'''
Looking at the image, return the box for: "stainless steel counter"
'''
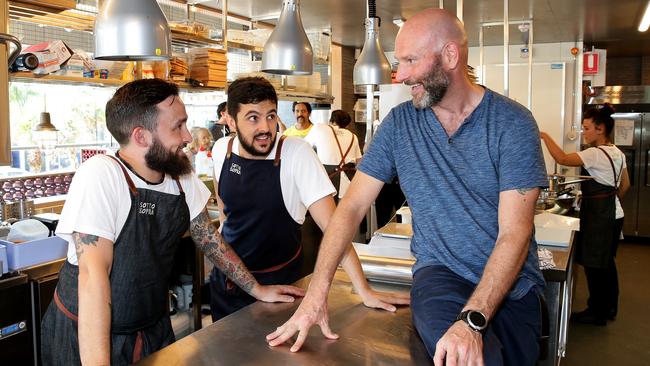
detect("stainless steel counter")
[138,271,430,365]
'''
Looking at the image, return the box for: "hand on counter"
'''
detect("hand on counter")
[357,287,411,312]
[251,284,306,303]
[266,292,338,352]
[433,321,484,366]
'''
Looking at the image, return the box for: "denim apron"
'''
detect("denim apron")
[41,155,190,365]
[576,146,622,269]
[210,136,303,320]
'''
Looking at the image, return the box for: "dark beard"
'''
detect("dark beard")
[145,135,192,177]
[411,56,449,109]
[236,128,275,157]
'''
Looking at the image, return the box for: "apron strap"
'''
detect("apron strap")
[106,155,138,196]
[174,178,184,194]
[53,288,78,322]
[596,146,621,188]
[327,126,355,178]
[132,331,145,364]
[226,136,235,159]
[224,244,302,290]
[273,135,287,166]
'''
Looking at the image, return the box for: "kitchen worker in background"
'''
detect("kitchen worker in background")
[267,8,548,366]
[282,101,313,137]
[305,110,362,200]
[541,103,630,326]
[40,79,305,365]
[210,77,408,320]
[209,101,232,142]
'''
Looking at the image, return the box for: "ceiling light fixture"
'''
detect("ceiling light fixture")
[261,0,313,75]
[639,1,650,32]
[94,0,171,61]
[353,0,391,86]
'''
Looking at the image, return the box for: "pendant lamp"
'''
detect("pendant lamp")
[94,0,171,61]
[353,0,391,85]
[34,112,58,151]
[262,0,313,75]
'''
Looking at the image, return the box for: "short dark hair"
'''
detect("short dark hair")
[329,110,352,129]
[217,101,227,117]
[583,103,616,138]
[226,77,278,119]
[106,78,179,145]
[292,101,312,114]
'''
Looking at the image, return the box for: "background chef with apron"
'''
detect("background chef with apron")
[211,77,409,321]
[41,79,305,365]
[304,110,362,202]
[541,103,630,326]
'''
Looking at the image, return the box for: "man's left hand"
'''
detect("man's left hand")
[358,288,410,312]
[433,321,484,366]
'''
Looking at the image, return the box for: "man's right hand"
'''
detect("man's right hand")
[251,284,306,303]
[266,292,338,352]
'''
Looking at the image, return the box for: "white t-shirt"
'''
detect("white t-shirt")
[577,145,627,219]
[212,135,335,224]
[304,124,362,166]
[57,154,211,265]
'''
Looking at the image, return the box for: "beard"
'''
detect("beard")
[145,135,192,177]
[408,56,450,109]
[236,128,276,157]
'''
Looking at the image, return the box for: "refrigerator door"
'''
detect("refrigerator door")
[638,114,650,237]
[612,113,642,237]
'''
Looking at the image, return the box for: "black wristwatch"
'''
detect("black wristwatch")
[456,310,488,333]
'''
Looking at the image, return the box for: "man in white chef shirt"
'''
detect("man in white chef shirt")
[209,76,408,320]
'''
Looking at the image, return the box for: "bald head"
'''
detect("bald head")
[398,8,467,58]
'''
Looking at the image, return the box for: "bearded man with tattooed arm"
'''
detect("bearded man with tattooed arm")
[40,79,303,366]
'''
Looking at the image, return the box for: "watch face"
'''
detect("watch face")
[468,311,487,329]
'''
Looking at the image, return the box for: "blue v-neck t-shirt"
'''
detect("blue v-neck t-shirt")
[359,88,548,299]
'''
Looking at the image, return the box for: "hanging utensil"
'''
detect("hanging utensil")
[0,33,22,68]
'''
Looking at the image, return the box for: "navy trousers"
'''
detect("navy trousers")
[411,265,542,366]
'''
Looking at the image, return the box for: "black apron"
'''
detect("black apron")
[322,126,357,198]
[41,155,190,365]
[576,146,623,269]
[210,136,303,320]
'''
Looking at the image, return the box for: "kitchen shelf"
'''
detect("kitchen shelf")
[9,72,225,92]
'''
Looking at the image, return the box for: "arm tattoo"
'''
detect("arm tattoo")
[516,187,535,195]
[72,232,99,260]
[189,209,257,294]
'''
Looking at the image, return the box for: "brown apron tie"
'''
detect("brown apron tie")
[225,244,302,290]
[132,331,144,364]
[53,289,78,322]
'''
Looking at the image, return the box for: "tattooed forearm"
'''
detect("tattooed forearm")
[516,187,536,195]
[190,209,257,294]
[72,232,99,260]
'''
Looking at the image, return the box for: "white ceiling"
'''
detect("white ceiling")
[197,0,650,56]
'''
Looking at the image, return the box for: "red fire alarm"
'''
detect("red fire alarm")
[583,52,599,74]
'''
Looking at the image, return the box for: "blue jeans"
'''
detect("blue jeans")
[411,265,541,366]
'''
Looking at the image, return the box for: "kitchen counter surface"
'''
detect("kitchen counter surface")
[138,271,429,365]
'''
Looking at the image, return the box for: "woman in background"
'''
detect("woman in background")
[541,103,630,326]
